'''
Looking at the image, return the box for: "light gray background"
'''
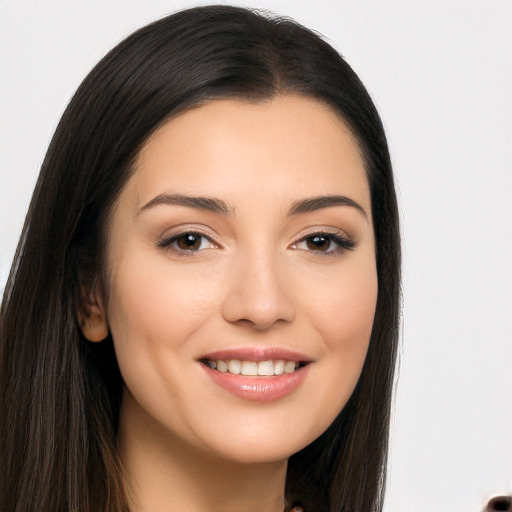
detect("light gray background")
[1,1,511,510]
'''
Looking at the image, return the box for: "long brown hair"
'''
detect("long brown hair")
[0,6,400,511]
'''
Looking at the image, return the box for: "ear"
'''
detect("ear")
[77,280,109,342]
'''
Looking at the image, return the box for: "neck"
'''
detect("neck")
[117,392,288,512]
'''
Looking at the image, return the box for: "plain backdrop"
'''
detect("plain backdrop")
[0,1,511,510]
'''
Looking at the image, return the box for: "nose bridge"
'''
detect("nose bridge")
[221,241,295,329]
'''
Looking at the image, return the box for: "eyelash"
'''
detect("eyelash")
[157,230,354,257]
[156,231,217,255]
[292,232,355,255]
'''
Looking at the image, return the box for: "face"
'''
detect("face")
[84,95,377,464]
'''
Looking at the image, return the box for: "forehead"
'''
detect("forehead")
[126,94,370,213]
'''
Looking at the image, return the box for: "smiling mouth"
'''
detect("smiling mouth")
[201,359,309,376]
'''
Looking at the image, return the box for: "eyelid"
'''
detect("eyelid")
[290,228,355,254]
[156,226,221,254]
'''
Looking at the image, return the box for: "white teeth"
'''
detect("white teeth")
[257,360,274,376]
[206,358,302,376]
[284,361,296,374]
[273,360,285,375]
[228,360,241,374]
[241,361,258,375]
[216,360,228,373]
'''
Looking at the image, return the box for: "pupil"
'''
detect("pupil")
[178,234,200,250]
[307,236,330,251]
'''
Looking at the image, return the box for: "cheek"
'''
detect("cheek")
[280,259,377,446]
[326,271,377,350]
[103,257,229,439]
[306,255,378,352]
[104,255,223,384]
[107,253,218,334]
[301,257,377,411]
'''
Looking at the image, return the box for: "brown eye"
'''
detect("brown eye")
[292,232,355,255]
[157,232,216,253]
[176,233,202,250]
[306,235,331,252]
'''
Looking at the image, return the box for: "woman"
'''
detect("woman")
[0,5,400,512]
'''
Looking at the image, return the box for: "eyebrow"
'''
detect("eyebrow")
[137,193,232,216]
[288,195,368,219]
[137,192,368,220]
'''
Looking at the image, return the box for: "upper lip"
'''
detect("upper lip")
[198,346,314,363]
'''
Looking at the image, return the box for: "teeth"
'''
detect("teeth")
[284,361,296,374]
[257,360,274,376]
[228,360,241,374]
[216,360,228,373]
[206,358,302,376]
[274,360,285,375]
[241,361,258,375]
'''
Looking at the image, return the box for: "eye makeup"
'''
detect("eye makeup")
[291,231,355,255]
[155,227,355,259]
[156,230,219,256]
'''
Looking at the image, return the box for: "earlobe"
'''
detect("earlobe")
[77,282,109,342]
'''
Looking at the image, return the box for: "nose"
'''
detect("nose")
[221,248,296,330]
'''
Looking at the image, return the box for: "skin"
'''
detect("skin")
[81,95,377,512]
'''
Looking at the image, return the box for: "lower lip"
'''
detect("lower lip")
[201,364,311,402]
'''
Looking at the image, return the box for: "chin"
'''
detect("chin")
[189,407,337,466]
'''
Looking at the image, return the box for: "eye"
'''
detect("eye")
[157,232,217,253]
[292,232,354,254]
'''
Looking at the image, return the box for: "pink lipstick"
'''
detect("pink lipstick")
[198,347,312,401]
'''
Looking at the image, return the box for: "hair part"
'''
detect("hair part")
[0,6,400,512]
